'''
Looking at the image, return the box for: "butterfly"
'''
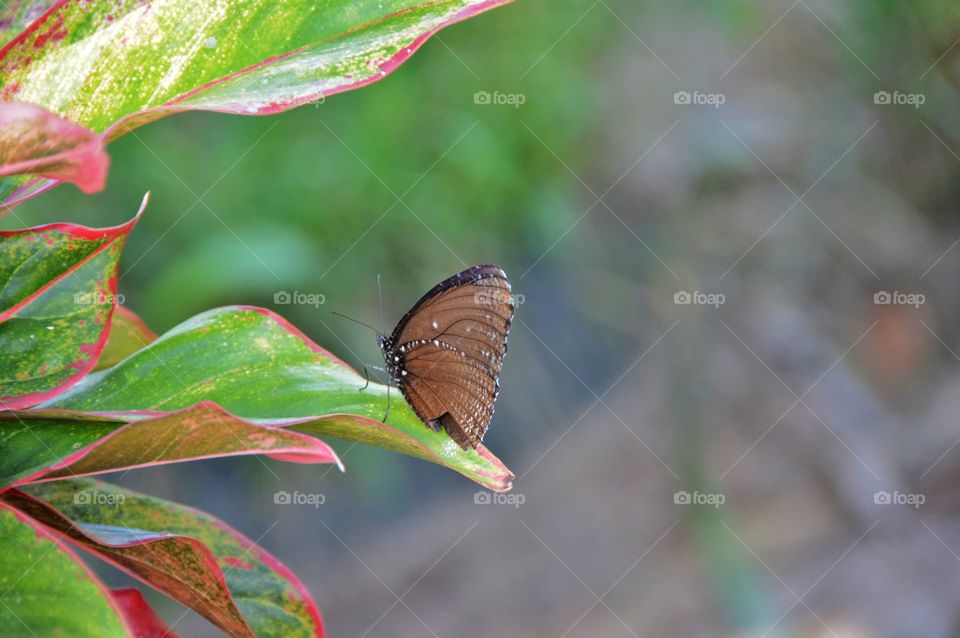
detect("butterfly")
[377,265,514,450]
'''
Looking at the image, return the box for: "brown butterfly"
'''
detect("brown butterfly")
[377,265,514,450]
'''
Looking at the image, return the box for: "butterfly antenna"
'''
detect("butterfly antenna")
[331,311,382,336]
[377,273,384,333]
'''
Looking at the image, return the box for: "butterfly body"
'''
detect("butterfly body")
[378,265,514,450]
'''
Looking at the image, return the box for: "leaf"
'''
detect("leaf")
[0,0,512,206]
[110,588,179,638]
[0,500,129,638]
[0,413,115,487]
[95,305,157,371]
[0,402,342,488]
[6,480,326,638]
[44,305,515,491]
[0,194,147,409]
[0,101,109,193]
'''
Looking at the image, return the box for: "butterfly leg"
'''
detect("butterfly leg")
[359,364,392,423]
[382,383,391,423]
[359,364,388,391]
[360,364,372,391]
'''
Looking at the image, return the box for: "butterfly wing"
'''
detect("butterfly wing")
[392,265,514,449]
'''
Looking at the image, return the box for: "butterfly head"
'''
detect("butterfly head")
[377,334,404,383]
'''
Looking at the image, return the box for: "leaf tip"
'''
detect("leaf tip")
[135,191,150,219]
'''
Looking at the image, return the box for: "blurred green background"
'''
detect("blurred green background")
[10,0,960,636]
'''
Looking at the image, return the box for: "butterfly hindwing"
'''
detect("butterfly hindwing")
[381,265,514,450]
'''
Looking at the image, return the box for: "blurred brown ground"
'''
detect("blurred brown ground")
[48,0,960,635]
[297,2,960,636]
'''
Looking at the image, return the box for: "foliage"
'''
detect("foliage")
[0,1,512,635]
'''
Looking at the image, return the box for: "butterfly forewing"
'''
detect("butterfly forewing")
[385,265,513,450]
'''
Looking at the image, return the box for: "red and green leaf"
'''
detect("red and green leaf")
[0,195,146,409]
[0,101,108,194]
[0,500,130,637]
[0,0,512,207]
[94,305,157,371]
[0,402,342,488]
[41,305,515,491]
[5,480,325,638]
[110,588,179,638]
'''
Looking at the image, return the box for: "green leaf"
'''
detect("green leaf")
[0,402,342,488]
[7,479,325,638]
[94,305,157,371]
[0,0,512,206]
[0,413,116,487]
[44,305,515,491]
[0,195,146,409]
[0,501,128,638]
[0,101,109,193]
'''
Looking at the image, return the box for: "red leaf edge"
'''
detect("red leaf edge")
[0,499,135,636]
[27,304,513,491]
[10,401,344,487]
[0,193,148,409]
[0,101,110,193]
[6,487,326,638]
[110,588,179,638]
[0,1,513,207]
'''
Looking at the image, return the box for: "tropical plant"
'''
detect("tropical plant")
[0,2,514,635]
